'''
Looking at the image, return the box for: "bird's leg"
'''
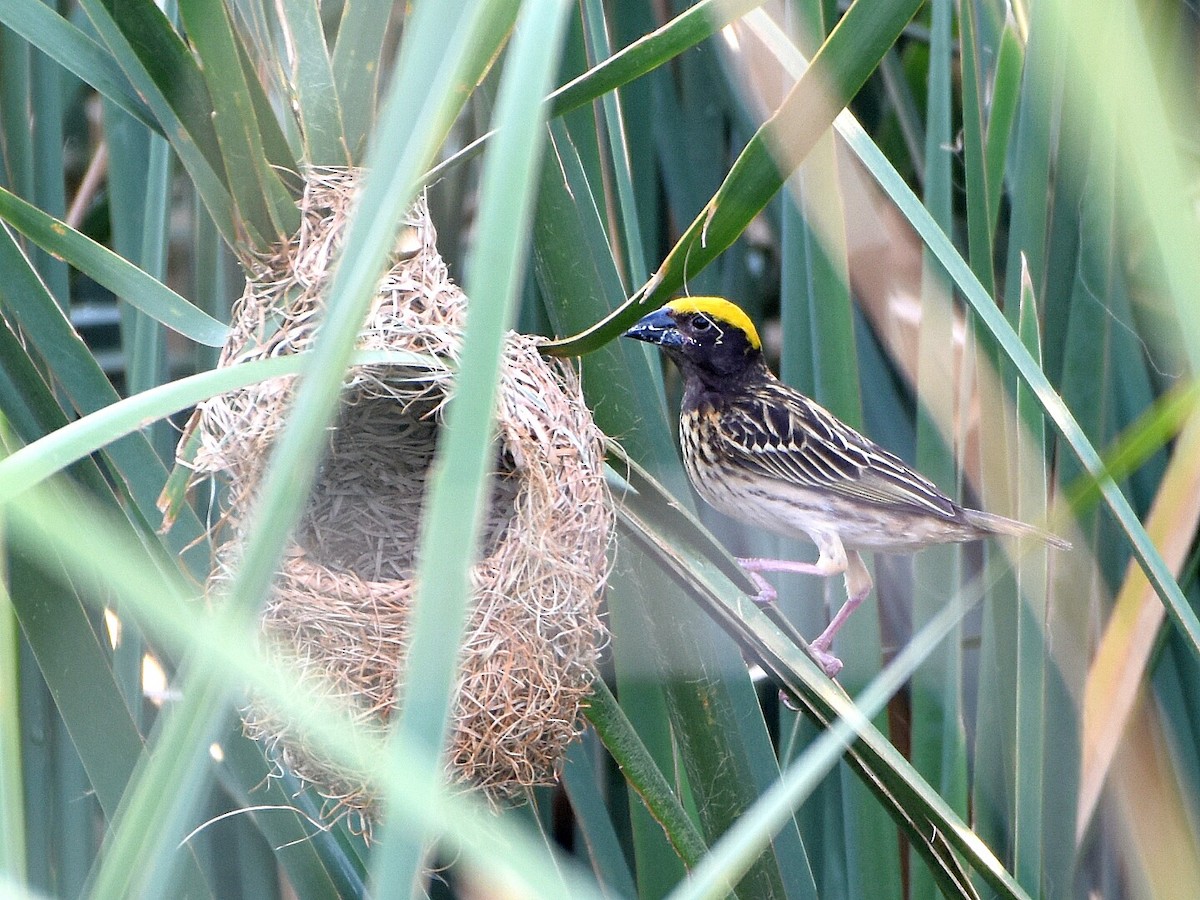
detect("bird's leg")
[737,537,870,677]
[806,550,872,677]
[735,554,847,605]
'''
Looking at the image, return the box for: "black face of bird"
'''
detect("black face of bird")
[626,305,759,383]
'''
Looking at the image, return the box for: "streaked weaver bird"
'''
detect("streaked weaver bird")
[626,297,1070,677]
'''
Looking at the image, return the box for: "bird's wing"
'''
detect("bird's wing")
[717,381,960,519]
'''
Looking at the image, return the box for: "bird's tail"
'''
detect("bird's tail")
[963,508,1072,551]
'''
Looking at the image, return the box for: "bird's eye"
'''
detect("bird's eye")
[690,315,713,332]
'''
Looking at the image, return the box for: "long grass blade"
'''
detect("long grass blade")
[1077,406,1200,835]
[585,678,709,868]
[0,487,152,842]
[368,0,571,890]
[83,0,522,890]
[542,0,925,355]
[1012,259,1049,891]
[216,729,361,898]
[580,0,646,287]
[534,117,806,898]
[553,0,764,116]
[983,18,1023,240]
[722,31,1200,663]
[531,121,689,887]
[0,0,155,130]
[910,1,969,895]
[1053,0,1200,376]
[277,0,348,165]
[75,0,240,244]
[330,0,394,161]
[957,0,995,297]
[0,497,27,882]
[0,230,208,558]
[0,27,35,202]
[0,184,226,347]
[559,736,638,897]
[178,0,300,242]
[0,350,432,502]
[5,479,610,900]
[612,449,1025,898]
[665,597,995,900]
[426,0,767,184]
[28,49,69,308]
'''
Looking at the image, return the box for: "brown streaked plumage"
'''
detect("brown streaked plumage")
[626,297,1069,676]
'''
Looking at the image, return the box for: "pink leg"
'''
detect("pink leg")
[807,551,872,677]
[736,536,872,678]
[736,557,832,605]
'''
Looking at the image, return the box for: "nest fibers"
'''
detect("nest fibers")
[180,169,612,826]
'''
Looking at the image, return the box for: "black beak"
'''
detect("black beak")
[624,307,683,349]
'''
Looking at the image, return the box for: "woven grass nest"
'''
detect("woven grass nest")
[181,168,612,827]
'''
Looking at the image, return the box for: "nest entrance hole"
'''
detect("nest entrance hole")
[297,390,521,582]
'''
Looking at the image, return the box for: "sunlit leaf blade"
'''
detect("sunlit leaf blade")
[83,0,526,890]
[1012,260,1051,891]
[276,0,348,165]
[909,1,969,894]
[178,0,300,242]
[5,0,1200,892]
[369,0,570,889]
[0,185,228,347]
[1055,0,1200,376]
[6,478,610,900]
[1077,406,1200,835]
[0,350,436,502]
[778,31,1199,667]
[0,525,24,880]
[78,0,242,245]
[0,0,156,131]
[542,0,925,355]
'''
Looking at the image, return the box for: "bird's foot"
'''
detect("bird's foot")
[736,562,778,605]
[736,556,845,675]
[736,557,821,604]
[807,640,844,678]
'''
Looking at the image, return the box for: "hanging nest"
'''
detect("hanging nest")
[178,168,612,827]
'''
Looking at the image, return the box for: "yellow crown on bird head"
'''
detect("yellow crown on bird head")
[664,297,762,351]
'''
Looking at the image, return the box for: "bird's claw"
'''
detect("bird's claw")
[736,558,779,605]
[751,588,776,606]
[735,557,842,675]
[808,642,843,677]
